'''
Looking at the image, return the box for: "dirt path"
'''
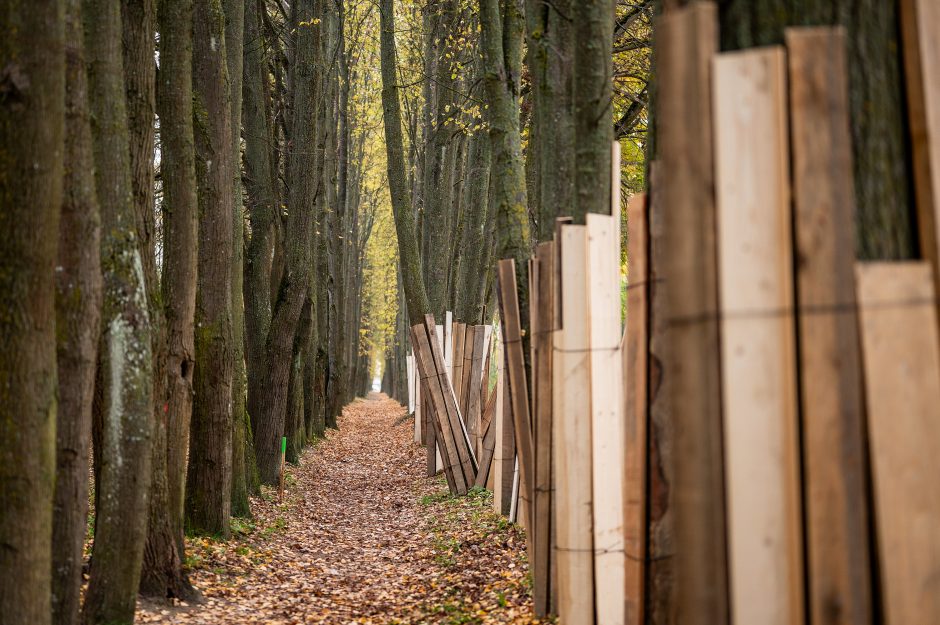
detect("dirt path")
[138,394,541,624]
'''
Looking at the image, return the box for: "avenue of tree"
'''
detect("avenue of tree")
[0,1,921,624]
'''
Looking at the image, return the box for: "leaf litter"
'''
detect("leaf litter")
[137,393,548,624]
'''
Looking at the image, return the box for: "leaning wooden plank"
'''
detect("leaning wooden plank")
[474,408,497,488]
[407,353,415,414]
[587,213,627,625]
[624,193,648,625]
[553,224,594,625]
[497,260,535,526]
[426,316,478,483]
[531,242,555,618]
[412,324,461,494]
[462,325,476,416]
[656,4,727,623]
[786,27,873,625]
[856,261,940,625]
[900,0,940,317]
[414,356,423,444]
[452,322,465,411]
[466,326,486,458]
[714,46,803,625]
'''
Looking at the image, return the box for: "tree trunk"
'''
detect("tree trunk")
[141,0,199,600]
[253,0,321,484]
[187,0,235,538]
[243,0,277,438]
[0,3,65,624]
[379,0,431,326]
[82,0,155,620]
[455,131,492,323]
[224,0,252,519]
[51,2,102,623]
[479,0,531,324]
[573,0,614,220]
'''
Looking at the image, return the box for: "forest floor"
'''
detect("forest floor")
[136,393,544,624]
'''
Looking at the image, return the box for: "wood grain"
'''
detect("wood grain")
[713,45,803,625]
[655,5,728,622]
[786,27,873,625]
[856,262,940,625]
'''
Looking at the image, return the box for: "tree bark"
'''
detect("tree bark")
[379,0,431,326]
[573,0,614,220]
[479,0,531,324]
[141,0,200,600]
[224,0,252,520]
[253,0,321,484]
[82,0,155,620]
[51,2,102,622]
[0,3,65,624]
[242,0,277,443]
[455,131,492,323]
[187,0,235,538]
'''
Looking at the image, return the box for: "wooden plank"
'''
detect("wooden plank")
[624,193,648,625]
[496,260,535,525]
[407,354,415,413]
[474,409,496,488]
[530,242,555,618]
[466,326,486,458]
[645,162,674,623]
[713,46,803,625]
[426,317,477,484]
[492,345,514,515]
[411,324,461,494]
[587,213,627,625]
[856,261,940,625]
[452,322,466,412]
[462,325,475,416]
[900,0,940,317]
[552,224,594,625]
[786,27,873,625]
[414,356,423,444]
[656,4,727,623]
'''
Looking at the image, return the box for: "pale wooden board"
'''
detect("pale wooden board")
[856,262,940,625]
[901,0,940,311]
[531,242,555,617]
[655,5,727,622]
[645,162,674,622]
[786,27,873,625]
[411,324,461,494]
[414,356,423,444]
[713,46,803,625]
[552,224,594,625]
[407,354,415,413]
[493,345,514,515]
[624,193,648,625]
[587,213,627,625]
[467,326,486,458]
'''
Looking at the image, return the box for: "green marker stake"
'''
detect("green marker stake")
[281,436,287,455]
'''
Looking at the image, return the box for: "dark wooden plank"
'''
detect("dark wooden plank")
[497,260,535,525]
[531,242,555,617]
[474,409,496,488]
[656,4,728,623]
[624,193,648,625]
[493,349,514,514]
[411,324,461,494]
[786,27,873,625]
[466,326,486,458]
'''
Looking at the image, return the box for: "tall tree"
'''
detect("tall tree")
[187,0,235,537]
[379,0,431,326]
[573,0,614,220]
[224,0,251,519]
[141,0,199,600]
[479,0,531,316]
[82,0,156,620]
[242,0,278,449]
[0,2,65,624]
[253,0,322,483]
[52,1,103,622]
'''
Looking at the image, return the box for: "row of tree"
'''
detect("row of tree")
[1,1,379,623]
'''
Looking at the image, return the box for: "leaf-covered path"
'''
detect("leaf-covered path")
[138,394,542,624]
